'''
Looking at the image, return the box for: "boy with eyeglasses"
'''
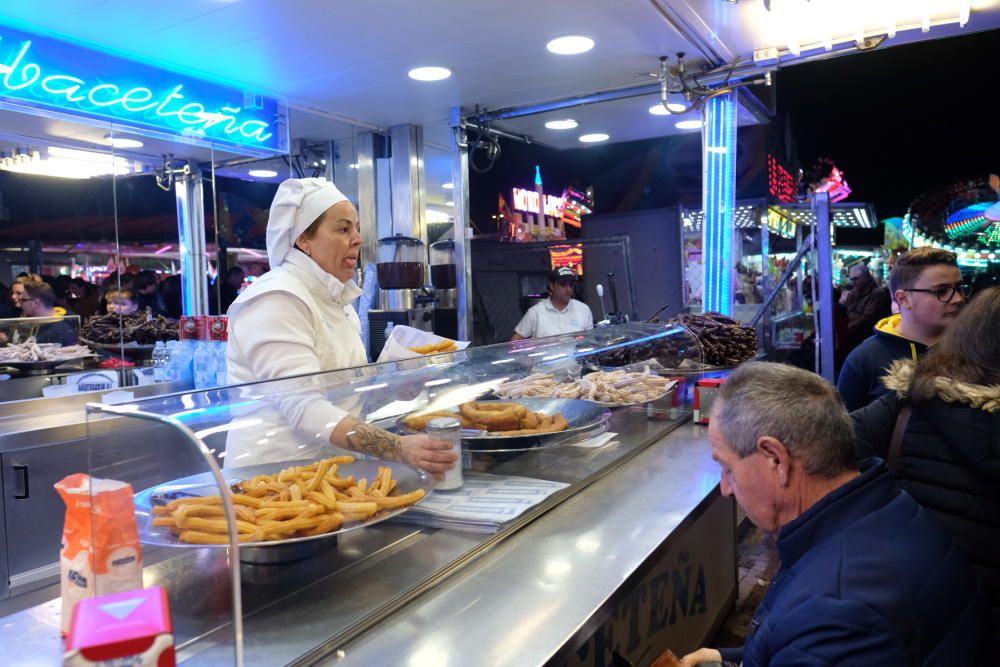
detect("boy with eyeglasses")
[838,247,970,411]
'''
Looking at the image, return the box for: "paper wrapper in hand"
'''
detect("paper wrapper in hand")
[376,324,470,363]
[55,474,144,635]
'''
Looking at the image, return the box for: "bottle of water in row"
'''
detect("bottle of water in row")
[152,341,167,382]
[193,341,215,390]
[193,340,229,390]
[214,342,228,387]
[162,341,179,383]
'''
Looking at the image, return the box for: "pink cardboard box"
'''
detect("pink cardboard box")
[64,586,175,667]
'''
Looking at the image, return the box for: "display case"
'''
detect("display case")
[0,323,735,666]
[771,310,814,351]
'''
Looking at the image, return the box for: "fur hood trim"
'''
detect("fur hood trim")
[882,359,1000,413]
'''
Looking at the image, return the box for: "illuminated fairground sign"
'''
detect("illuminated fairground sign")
[766,206,797,239]
[0,23,287,155]
[512,187,564,217]
[549,244,583,275]
[767,154,798,204]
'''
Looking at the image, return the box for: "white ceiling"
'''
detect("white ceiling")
[1,0,998,154]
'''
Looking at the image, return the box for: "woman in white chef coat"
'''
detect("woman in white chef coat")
[225,178,456,477]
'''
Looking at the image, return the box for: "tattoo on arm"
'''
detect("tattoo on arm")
[345,422,403,461]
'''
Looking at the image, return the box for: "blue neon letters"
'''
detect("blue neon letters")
[0,25,285,154]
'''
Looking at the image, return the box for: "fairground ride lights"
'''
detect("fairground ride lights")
[0,37,273,144]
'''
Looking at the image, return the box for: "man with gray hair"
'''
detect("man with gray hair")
[839,261,890,352]
[658,362,989,667]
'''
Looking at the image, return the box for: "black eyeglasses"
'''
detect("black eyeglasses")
[904,283,972,303]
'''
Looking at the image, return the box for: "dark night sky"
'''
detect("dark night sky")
[469,28,999,241]
[776,28,998,220]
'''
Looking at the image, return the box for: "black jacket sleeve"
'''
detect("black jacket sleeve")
[837,351,872,412]
[851,393,901,461]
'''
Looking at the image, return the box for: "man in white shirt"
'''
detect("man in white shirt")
[512,267,594,340]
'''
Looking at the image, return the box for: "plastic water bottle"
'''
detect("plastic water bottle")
[162,341,177,383]
[179,340,196,385]
[213,341,228,387]
[152,341,166,382]
[193,341,215,390]
[384,321,394,345]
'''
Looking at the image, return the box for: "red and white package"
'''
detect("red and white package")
[208,315,228,342]
[54,474,144,636]
[64,586,175,667]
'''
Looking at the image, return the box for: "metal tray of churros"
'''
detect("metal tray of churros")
[397,398,611,452]
[134,458,434,564]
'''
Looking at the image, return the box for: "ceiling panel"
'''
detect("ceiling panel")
[498,93,764,151]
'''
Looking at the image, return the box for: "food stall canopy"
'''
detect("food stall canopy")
[4,1,994,152]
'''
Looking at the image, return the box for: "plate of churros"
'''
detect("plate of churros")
[136,456,433,563]
[398,398,611,451]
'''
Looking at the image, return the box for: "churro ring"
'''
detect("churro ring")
[459,401,524,431]
[491,414,569,436]
[402,410,473,431]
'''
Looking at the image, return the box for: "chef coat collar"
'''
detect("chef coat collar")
[282,249,363,307]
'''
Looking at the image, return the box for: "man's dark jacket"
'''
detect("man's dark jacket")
[720,461,991,666]
[838,314,927,411]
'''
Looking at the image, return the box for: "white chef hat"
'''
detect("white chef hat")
[266,178,349,266]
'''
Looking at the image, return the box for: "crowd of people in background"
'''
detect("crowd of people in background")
[0,266,245,331]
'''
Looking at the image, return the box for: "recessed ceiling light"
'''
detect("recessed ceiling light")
[248,169,278,178]
[349,163,359,169]
[648,103,686,115]
[442,182,454,189]
[445,201,455,207]
[579,133,609,143]
[545,119,579,130]
[546,35,595,55]
[408,66,452,81]
[675,119,703,130]
[103,134,144,149]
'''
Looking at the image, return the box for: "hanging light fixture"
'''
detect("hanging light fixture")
[756,0,978,61]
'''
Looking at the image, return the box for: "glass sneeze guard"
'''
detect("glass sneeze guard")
[72,322,703,665]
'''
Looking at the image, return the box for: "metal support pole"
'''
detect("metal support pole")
[389,124,427,243]
[759,222,770,348]
[750,232,813,327]
[323,140,337,184]
[27,240,43,275]
[795,222,805,309]
[450,107,473,341]
[813,193,835,383]
[356,132,379,276]
[175,163,208,316]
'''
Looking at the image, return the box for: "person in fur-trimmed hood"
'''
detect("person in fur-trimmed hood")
[852,286,1000,633]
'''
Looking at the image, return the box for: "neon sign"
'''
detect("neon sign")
[549,244,583,275]
[766,206,797,239]
[512,187,564,217]
[767,154,798,204]
[0,24,286,155]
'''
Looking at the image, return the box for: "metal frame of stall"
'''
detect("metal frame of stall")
[680,197,878,382]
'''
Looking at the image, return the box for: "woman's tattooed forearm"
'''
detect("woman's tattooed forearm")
[346,423,403,460]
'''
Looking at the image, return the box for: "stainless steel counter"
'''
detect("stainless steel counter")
[0,414,732,666]
[329,423,730,667]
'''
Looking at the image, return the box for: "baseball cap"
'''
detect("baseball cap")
[548,266,579,283]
